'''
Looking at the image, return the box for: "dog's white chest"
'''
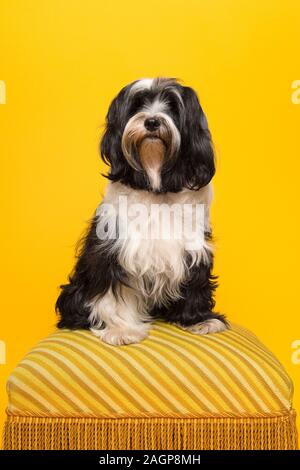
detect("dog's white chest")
[99,182,213,304]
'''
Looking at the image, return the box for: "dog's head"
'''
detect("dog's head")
[100,77,215,192]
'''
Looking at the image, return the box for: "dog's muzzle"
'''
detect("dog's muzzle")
[121,111,181,172]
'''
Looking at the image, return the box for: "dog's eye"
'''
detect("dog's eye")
[129,95,145,114]
[133,96,144,107]
[160,91,180,115]
[167,98,180,115]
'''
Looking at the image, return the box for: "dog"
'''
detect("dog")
[56,77,228,345]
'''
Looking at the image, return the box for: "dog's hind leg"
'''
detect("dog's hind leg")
[152,259,228,336]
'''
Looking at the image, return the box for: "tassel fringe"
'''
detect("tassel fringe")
[2,411,298,450]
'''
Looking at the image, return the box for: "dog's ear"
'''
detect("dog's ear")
[100,89,128,180]
[180,86,215,189]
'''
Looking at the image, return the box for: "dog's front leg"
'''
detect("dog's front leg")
[89,286,151,345]
[177,260,228,335]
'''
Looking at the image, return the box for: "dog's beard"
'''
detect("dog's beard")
[121,112,181,190]
[138,137,166,190]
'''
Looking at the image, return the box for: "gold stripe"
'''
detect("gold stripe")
[183,327,283,411]
[204,333,290,410]
[35,341,140,414]
[73,331,189,414]
[229,329,291,387]
[149,332,246,413]
[225,330,292,391]
[49,333,177,414]
[132,341,219,413]
[153,327,254,413]
[16,362,91,415]
[7,390,49,416]
[21,352,112,416]
[154,325,272,413]
[71,332,170,413]
[8,376,60,414]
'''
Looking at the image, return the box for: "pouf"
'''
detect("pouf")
[2,322,298,450]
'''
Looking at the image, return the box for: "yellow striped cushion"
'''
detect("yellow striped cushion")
[7,322,294,418]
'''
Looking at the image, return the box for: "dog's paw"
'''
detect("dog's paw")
[181,318,228,336]
[90,326,149,345]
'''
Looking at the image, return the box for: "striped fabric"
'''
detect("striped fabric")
[6,322,294,419]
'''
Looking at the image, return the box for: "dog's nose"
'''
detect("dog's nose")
[144,117,161,132]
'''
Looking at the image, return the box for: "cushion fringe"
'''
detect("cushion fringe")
[2,411,298,450]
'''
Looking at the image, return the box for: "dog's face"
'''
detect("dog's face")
[101,77,215,193]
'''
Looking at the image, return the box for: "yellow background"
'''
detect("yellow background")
[0,0,299,446]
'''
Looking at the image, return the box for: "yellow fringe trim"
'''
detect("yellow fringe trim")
[2,411,298,450]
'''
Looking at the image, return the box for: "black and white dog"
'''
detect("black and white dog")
[56,77,228,345]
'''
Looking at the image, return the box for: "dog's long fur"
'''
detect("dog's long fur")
[56,77,227,345]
